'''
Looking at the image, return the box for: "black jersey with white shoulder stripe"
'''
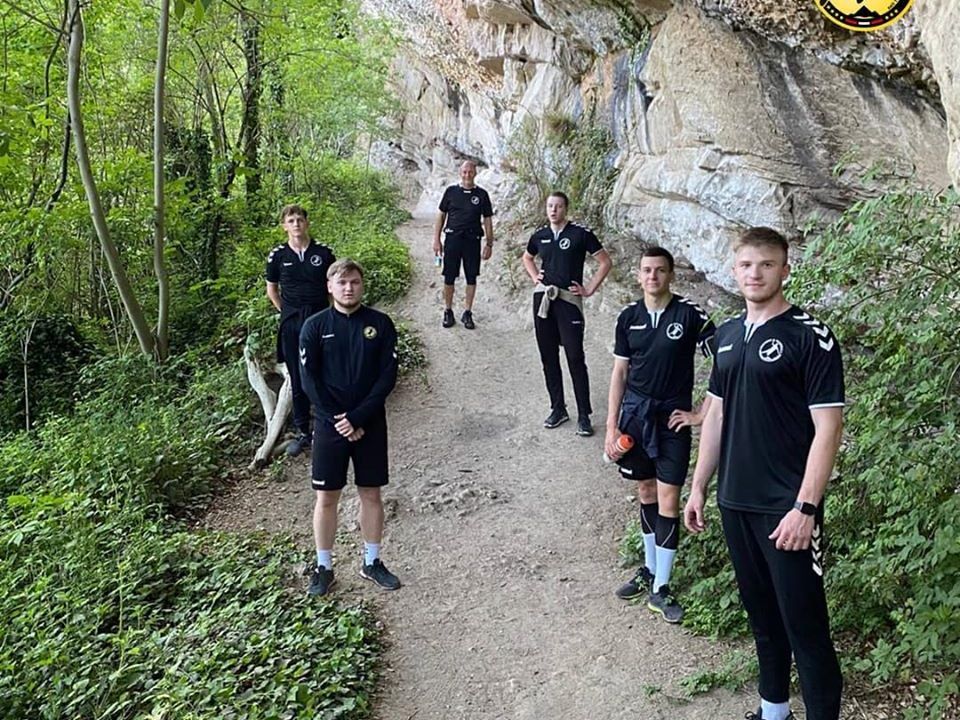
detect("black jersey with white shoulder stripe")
[265,240,336,322]
[613,294,716,407]
[707,305,844,514]
[526,222,603,288]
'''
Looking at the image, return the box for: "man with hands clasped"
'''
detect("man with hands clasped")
[684,227,845,720]
[522,191,612,436]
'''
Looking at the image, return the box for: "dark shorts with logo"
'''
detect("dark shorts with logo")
[311,415,389,491]
[442,230,482,285]
[616,412,692,486]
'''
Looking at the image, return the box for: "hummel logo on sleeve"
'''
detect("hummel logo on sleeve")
[718,344,734,353]
[299,347,307,365]
[322,333,335,339]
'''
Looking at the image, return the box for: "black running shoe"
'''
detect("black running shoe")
[744,711,795,720]
[286,432,311,457]
[460,310,476,330]
[543,407,570,429]
[576,415,593,436]
[442,309,455,328]
[647,584,684,624]
[615,566,654,599]
[359,559,401,591]
[308,565,335,596]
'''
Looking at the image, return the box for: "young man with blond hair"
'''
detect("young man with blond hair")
[685,227,844,720]
[299,259,401,596]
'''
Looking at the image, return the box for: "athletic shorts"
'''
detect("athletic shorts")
[311,415,389,491]
[442,230,482,285]
[616,413,692,486]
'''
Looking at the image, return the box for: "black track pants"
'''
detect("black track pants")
[720,507,842,720]
[280,317,311,435]
[533,293,592,416]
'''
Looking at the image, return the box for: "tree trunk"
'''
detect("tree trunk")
[153,0,171,360]
[241,10,262,214]
[67,0,155,357]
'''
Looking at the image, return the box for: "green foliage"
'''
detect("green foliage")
[395,322,427,379]
[679,650,757,696]
[0,357,379,720]
[504,100,618,232]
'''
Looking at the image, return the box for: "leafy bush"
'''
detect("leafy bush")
[0,357,379,720]
[669,189,960,714]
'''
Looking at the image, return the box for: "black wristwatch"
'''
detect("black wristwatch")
[793,500,817,516]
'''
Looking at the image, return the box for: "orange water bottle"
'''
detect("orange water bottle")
[603,433,634,464]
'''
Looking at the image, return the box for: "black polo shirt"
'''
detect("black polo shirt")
[526,222,603,288]
[613,294,716,407]
[298,305,398,429]
[439,184,494,236]
[265,241,336,322]
[707,306,845,514]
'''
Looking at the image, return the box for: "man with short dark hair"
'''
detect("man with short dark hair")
[266,204,336,457]
[433,160,495,330]
[299,259,401,597]
[607,246,715,623]
[685,227,844,720]
[522,192,612,436]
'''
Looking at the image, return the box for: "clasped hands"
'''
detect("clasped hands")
[333,413,364,442]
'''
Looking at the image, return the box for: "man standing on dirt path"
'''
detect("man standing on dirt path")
[606,247,716,624]
[299,259,401,597]
[433,160,495,330]
[266,204,336,458]
[522,191,612,437]
[684,227,844,720]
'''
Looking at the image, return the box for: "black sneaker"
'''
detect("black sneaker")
[286,432,311,457]
[359,559,401,591]
[460,310,476,330]
[543,407,570,429]
[442,309,455,328]
[615,566,654,599]
[744,711,795,720]
[647,584,684,624]
[576,415,593,436]
[308,565,335,596]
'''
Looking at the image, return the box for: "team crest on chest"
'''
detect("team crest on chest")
[363,326,378,339]
[666,322,684,340]
[759,338,784,363]
[471,195,480,205]
[559,237,571,250]
[310,255,322,267]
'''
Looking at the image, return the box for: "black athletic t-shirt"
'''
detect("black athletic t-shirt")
[526,222,603,288]
[707,306,844,514]
[265,241,337,322]
[299,305,398,428]
[613,295,717,407]
[439,184,494,236]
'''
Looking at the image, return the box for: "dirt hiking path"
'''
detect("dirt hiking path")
[206,213,769,719]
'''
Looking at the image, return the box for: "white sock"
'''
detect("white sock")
[317,549,333,570]
[760,698,790,720]
[653,546,677,593]
[643,533,657,574]
[364,542,380,566]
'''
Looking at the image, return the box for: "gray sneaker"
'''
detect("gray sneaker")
[359,559,401,591]
[286,432,311,457]
[615,566,654,599]
[647,584,684,624]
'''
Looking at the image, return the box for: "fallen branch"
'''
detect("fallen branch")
[244,341,292,469]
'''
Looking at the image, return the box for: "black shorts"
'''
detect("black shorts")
[442,230,482,285]
[311,415,389,491]
[616,413,692,486]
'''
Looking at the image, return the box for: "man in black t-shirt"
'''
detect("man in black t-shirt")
[685,228,844,720]
[606,247,716,623]
[432,160,495,330]
[266,204,336,457]
[521,191,612,436]
[299,259,401,597]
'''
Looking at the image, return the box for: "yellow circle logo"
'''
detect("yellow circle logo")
[363,326,377,339]
[814,0,915,32]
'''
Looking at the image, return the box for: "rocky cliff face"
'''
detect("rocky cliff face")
[366,0,953,290]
